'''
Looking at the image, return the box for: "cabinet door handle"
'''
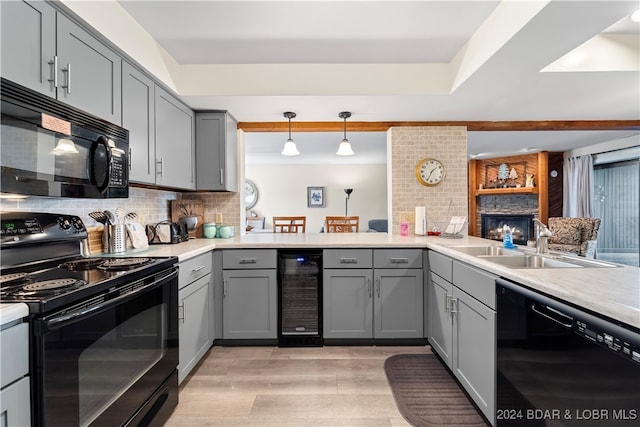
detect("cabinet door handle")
[239,258,257,264]
[156,158,164,177]
[61,63,71,94]
[191,265,206,273]
[223,279,228,298]
[376,278,381,298]
[220,169,224,185]
[178,304,185,321]
[444,293,450,314]
[129,148,132,171]
[48,56,58,87]
[339,258,358,264]
[367,277,372,298]
[450,297,458,315]
[390,258,408,264]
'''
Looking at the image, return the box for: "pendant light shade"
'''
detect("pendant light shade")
[281,112,300,156]
[336,111,354,156]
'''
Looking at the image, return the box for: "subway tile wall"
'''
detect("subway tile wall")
[389,127,468,235]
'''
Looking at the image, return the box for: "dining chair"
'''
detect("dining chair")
[325,216,359,233]
[273,216,306,233]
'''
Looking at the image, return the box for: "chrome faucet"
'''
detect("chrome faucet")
[532,219,552,254]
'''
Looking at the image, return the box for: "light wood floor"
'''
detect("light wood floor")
[166,345,433,426]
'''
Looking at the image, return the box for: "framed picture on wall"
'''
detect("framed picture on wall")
[307,186,325,208]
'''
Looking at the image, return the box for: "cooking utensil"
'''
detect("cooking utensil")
[104,210,116,225]
[115,207,126,224]
[125,212,138,224]
[89,211,107,224]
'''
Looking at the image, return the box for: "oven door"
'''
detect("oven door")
[32,268,178,427]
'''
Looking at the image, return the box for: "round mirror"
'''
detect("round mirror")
[245,179,259,210]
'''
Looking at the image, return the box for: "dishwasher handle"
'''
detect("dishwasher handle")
[530,302,573,328]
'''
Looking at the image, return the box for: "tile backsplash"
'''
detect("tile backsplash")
[0,187,180,227]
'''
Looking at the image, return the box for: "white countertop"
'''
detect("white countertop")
[105,233,640,330]
[0,303,29,326]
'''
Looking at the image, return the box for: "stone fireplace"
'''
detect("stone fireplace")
[481,214,534,245]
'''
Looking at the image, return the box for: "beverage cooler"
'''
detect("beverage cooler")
[277,250,323,346]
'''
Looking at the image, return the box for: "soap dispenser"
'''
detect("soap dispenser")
[503,225,515,249]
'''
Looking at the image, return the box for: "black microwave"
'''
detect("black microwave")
[1,79,129,198]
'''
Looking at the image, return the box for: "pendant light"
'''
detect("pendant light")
[281,112,300,156]
[336,111,354,156]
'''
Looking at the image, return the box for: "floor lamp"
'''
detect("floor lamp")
[344,189,353,216]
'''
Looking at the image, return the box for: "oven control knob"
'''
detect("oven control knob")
[58,216,71,230]
[72,217,85,231]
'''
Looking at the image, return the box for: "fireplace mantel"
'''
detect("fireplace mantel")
[468,151,563,237]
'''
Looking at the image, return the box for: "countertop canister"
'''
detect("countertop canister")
[203,223,216,238]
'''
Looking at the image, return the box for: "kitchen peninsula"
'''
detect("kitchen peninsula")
[142,233,640,330]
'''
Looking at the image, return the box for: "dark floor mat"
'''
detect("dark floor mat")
[384,353,490,427]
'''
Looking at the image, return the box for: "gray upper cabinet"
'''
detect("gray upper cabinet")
[195,112,238,192]
[122,62,155,184]
[155,86,195,190]
[56,13,122,123]
[1,1,122,124]
[1,0,56,96]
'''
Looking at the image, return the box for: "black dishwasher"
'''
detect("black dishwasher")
[278,250,323,346]
[496,278,640,426]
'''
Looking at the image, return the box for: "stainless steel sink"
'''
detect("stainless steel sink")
[446,245,524,256]
[480,254,582,268]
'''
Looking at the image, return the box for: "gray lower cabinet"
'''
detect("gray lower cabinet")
[195,112,238,192]
[1,1,122,123]
[1,321,30,427]
[155,86,195,190]
[323,269,374,339]
[222,250,277,339]
[323,249,423,339]
[178,252,213,384]
[122,62,155,184]
[428,250,496,425]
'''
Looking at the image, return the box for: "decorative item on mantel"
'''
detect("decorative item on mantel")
[485,162,527,189]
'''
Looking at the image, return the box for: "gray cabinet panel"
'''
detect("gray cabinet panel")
[56,13,122,123]
[195,112,238,191]
[428,250,453,282]
[0,323,28,389]
[428,272,453,367]
[373,249,422,269]
[222,249,277,269]
[1,0,56,96]
[453,261,497,309]
[323,269,373,339]
[223,269,277,339]
[0,377,31,427]
[453,287,496,424]
[122,62,155,184]
[155,86,195,189]
[374,269,423,338]
[323,249,372,269]
[178,274,211,384]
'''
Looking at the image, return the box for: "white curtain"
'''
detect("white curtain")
[563,154,594,217]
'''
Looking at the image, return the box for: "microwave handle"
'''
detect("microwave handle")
[90,136,112,194]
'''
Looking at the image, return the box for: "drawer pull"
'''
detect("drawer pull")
[390,258,409,264]
[191,265,206,272]
[339,258,358,264]
[239,258,257,264]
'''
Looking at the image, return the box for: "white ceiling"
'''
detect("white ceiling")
[110,0,640,162]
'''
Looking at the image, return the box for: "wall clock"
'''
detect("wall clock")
[245,180,259,209]
[416,158,445,186]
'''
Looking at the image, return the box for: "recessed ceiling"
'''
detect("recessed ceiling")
[64,0,640,156]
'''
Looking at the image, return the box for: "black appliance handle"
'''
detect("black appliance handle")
[44,269,178,331]
[90,135,112,194]
[530,302,573,328]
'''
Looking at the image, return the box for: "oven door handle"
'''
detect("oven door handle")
[45,269,178,331]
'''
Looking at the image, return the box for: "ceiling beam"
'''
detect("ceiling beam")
[238,120,640,133]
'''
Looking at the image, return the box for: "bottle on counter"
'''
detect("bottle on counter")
[503,225,515,249]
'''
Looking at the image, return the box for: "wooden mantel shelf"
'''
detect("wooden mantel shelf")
[475,187,538,196]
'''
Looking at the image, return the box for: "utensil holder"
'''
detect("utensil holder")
[105,224,127,253]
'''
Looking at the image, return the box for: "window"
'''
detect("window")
[592,150,639,267]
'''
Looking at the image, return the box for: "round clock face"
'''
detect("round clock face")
[416,158,445,186]
[245,180,258,209]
